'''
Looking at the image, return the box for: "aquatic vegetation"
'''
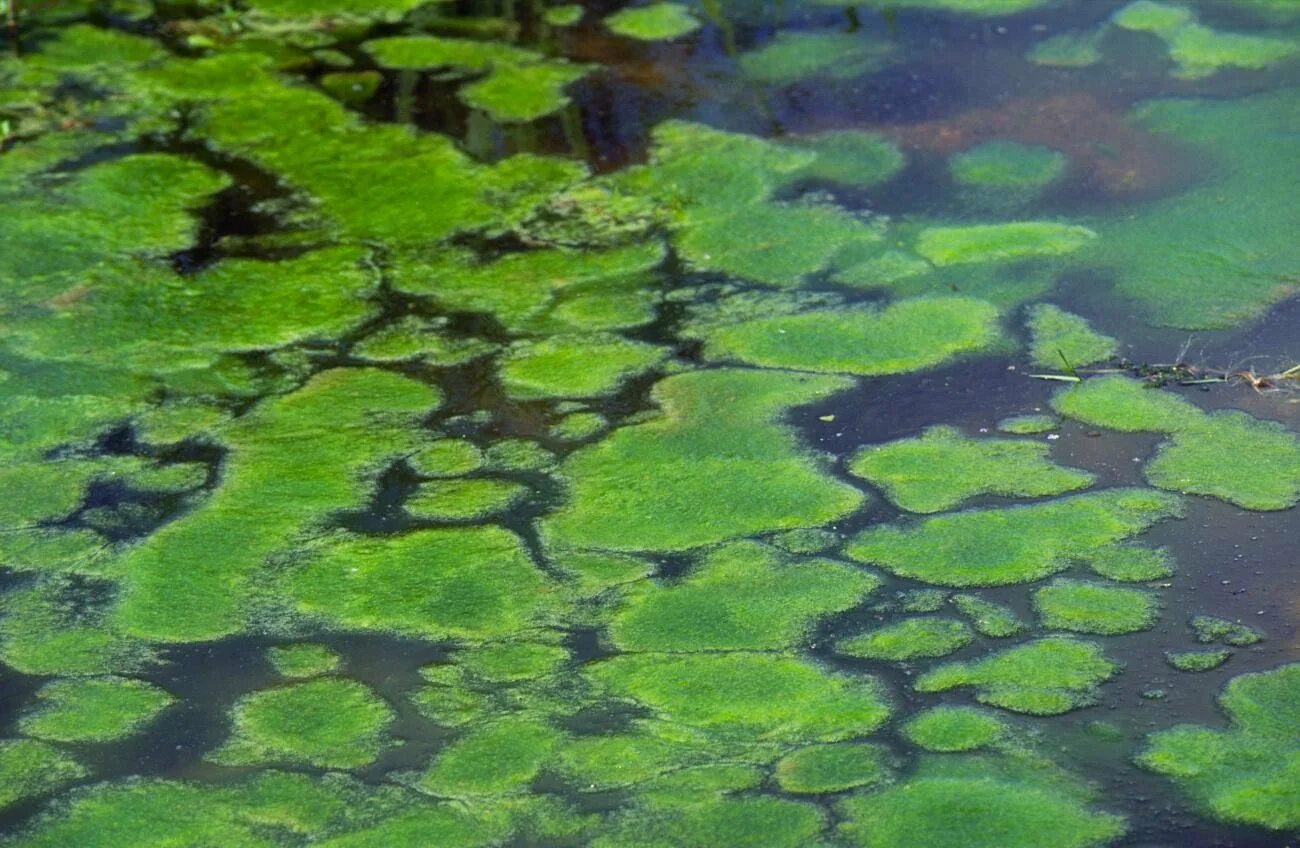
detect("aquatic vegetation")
[1138,664,1299,829]
[915,222,1096,266]
[1113,2,1297,79]
[697,297,1002,377]
[604,3,701,40]
[543,369,864,552]
[783,131,905,188]
[847,489,1182,587]
[0,578,156,677]
[848,425,1093,513]
[610,541,878,651]
[0,740,86,810]
[499,334,667,400]
[950,141,1067,208]
[319,71,381,105]
[486,439,558,472]
[352,319,497,366]
[544,5,584,26]
[408,440,486,478]
[212,678,394,769]
[811,0,1053,12]
[456,643,568,682]
[737,31,896,84]
[592,795,825,848]
[901,706,1006,752]
[774,743,892,794]
[916,637,1118,715]
[836,617,974,661]
[768,528,841,555]
[589,653,891,742]
[1084,545,1173,582]
[1165,649,1230,672]
[1033,579,1159,635]
[19,676,173,743]
[459,60,591,123]
[951,594,1027,638]
[1028,30,1105,66]
[267,644,340,678]
[997,413,1058,434]
[551,411,608,442]
[405,478,529,521]
[1026,305,1117,369]
[421,717,562,797]
[1190,615,1263,647]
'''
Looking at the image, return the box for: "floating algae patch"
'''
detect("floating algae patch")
[1111,1,1297,79]
[1053,376,1300,509]
[352,318,496,366]
[551,411,607,442]
[588,653,890,742]
[499,334,668,400]
[405,478,529,521]
[459,61,591,124]
[408,440,485,477]
[1028,30,1105,67]
[1083,545,1173,582]
[774,743,892,794]
[847,425,1093,513]
[901,706,1006,752]
[1165,649,1231,673]
[916,637,1117,715]
[0,740,86,810]
[112,368,439,643]
[914,222,1096,267]
[211,678,395,769]
[997,413,1058,435]
[846,489,1182,587]
[243,0,431,21]
[952,594,1027,638]
[420,717,562,797]
[291,527,561,641]
[591,794,825,848]
[837,754,1126,848]
[0,578,157,677]
[737,31,896,84]
[605,2,701,40]
[695,298,1002,378]
[1190,615,1263,647]
[19,676,174,743]
[950,141,1067,189]
[542,369,864,552]
[835,617,973,661]
[456,642,568,683]
[549,721,752,792]
[1032,579,1159,635]
[267,644,340,678]
[782,131,904,189]
[610,541,879,652]
[1025,305,1118,369]
[1138,663,1300,830]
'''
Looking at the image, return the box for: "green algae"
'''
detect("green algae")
[486,438,558,472]
[0,578,156,677]
[1111,2,1297,78]
[604,3,701,40]
[916,637,1117,715]
[405,478,529,520]
[1165,649,1231,673]
[19,676,173,743]
[847,488,1182,587]
[610,541,878,652]
[551,411,608,442]
[267,644,341,678]
[768,527,841,555]
[775,743,892,794]
[915,222,1097,267]
[1083,545,1174,582]
[0,740,86,810]
[352,319,496,366]
[698,297,1001,377]
[836,617,974,661]
[783,131,905,188]
[244,0,431,20]
[901,706,1006,752]
[812,0,1054,12]
[1138,663,1299,830]
[550,722,750,792]
[1028,30,1105,67]
[544,4,584,26]
[952,594,1027,638]
[459,60,590,123]
[409,439,486,477]
[292,527,559,642]
[1033,579,1159,635]
[1026,305,1118,369]
[848,425,1093,513]
[1191,615,1263,647]
[421,717,562,797]
[320,71,381,105]
[362,35,539,72]
[592,795,824,848]
[457,642,568,682]
[212,678,394,769]
[997,413,1058,434]
[589,653,891,742]
[950,142,1066,190]
[543,368,864,552]
[499,334,667,400]
[895,588,950,613]
[738,31,895,83]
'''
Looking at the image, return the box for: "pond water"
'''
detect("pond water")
[0,0,1297,845]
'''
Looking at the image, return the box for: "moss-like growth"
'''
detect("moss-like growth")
[950,142,1066,189]
[1111,2,1297,79]
[589,652,891,742]
[915,222,1096,267]
[0,739,87,809]
[592,795,825,848]
[611,541,878,651]
[554,550,655,596]
[266,644,340,678]
[951,594,1026,638]
[292,527,559,641]
[352,318,497,365]
[836,617,973,661]
[1083,545,1173,582]
[997,413,1058,434]
[774,743,891,794]
[550,721,745,792]
[551,411,607,442]
[1191,615,1263,647]
[783,131,905,188]
[543,369,864,552]
[212,678,394,769]
[813,0,1053,12]
[699,297,1001,377]
[605,3,701,40]
[499,334,666,400]
[362,35,539,72]
[460,60,590,123]
[486,439,557,472]
[767,528,841,555]
[421,717,562,797]
[848,425,1093,513]
[1111,0,1194,35]
[405,478,529,521]
[901,706,1006,752]
[456,642,568,682]
[847,488,1182,587]
[738,31,895,84]
[1026,305,1118,369]
[1139,664,1299,830]
[1166,649,1230,672]
[895,589,950,613]
[1033,579,1159,635]
[20,676,173,743]
[409,440,486,477]
[916,637,1118,715]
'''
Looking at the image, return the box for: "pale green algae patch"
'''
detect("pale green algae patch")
[1084,545,1174,582]
[775,743,892,793]
[901,706,1006,752]
[591,794,825,848]
[847,489,1183,587]
[542,369,864,552]
[1165,649,1231,672]
[848,425,1093,513]
[605,3,701,40]
[211,678,394,769]
[916,638,1118,715]
[498,334,667,400]
[267,644,340,678]
[1112,1,1297,79]
[915,222,1096,267]
[836,617,973,661]
[697,297,1002,377]
[783,131,904,188]
[0,740,86,809]
[421,717,562,797]
[950,142,1066,189]
[1191,615,1263,647]
[1033,579,1159,635]
[19,677,173,743]
[837,754,1126,848]
[405,478,529,520]
[738,31,896,84]
[1139,663,1300,830]
[952,594,1027,637]
[610,541,878,651]
[1026,305,1118,369]
[1052,376,1300,509]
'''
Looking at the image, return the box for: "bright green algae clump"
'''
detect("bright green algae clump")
[901,706,1006,752]
[542,369,864,552]
[775,743,892,793]
[846,489,1183,587]
[19,677,174,743]
[1033,579,1159,635]
[405,478,529,521]
[1139,664,1300,830]
[1026,304,1118,369]
[605,3,701,40]
[498,334,667,399]
[836,617,973,661]
[1112,1,1297,79]
[1084,545,1174,582]
[0,740,87,810]
[848,425,1093,513]
[783,131,904,188]
[1166,649,1231,673]
[915,222,1096,266]
[950,142,1067,189]
[952,594,1027,637]
[421,717,562,797]
[267,644,340,678]
[1191,615,1263,647]
[1053,376,1300,510]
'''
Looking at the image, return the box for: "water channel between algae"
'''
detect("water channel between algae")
[0,0,1297,846]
